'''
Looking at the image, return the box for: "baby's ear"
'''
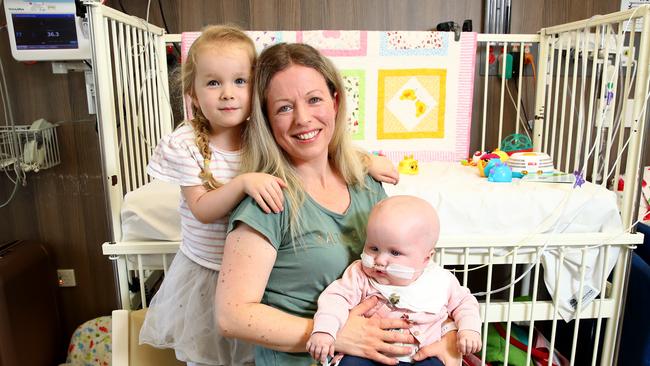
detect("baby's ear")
[425,248,436,262]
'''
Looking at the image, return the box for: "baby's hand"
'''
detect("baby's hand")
[367,154,399,185]
[239,173,286,214]
[306,332,335,364]
[457,329,481,355]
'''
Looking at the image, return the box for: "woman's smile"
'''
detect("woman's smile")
[294,129,321,142]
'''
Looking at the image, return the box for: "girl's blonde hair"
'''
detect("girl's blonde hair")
[241,43,369,243]
[182,25,256,190]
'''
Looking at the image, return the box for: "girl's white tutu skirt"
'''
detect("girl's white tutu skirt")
[139,251,254,365]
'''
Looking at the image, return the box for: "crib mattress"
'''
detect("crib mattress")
[120,162,622,242]
[384,162,623,235]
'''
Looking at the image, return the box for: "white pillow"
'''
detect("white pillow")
[120,179,182,241]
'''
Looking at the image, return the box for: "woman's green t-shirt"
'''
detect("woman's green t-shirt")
[227,175,386,366]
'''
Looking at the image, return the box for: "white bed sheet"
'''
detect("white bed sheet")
[121,179,182,242]
[120,179,180,268]
[121,162,623,241]
[384,162,623,235]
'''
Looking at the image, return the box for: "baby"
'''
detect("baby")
[307,195,482,365]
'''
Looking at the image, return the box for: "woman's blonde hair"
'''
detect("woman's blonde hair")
[182,25,256,190]
[241,43,369,243]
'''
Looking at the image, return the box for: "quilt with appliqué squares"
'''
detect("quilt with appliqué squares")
[181,30,477,162]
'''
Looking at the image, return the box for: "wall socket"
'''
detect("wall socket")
[57,269,77,287]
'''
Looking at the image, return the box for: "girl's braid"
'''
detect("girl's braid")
[190,109,221,190]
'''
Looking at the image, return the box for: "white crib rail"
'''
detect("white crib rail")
[529,10,650,363]
[476,33,541,152]
[437,232,643,366]
[533,6,650,229]
[102,233,644,366]
[477,7,650,230]
[88,2,174,309]
[103,241,179,309]
[88,3,173,244]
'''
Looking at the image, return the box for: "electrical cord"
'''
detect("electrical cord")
[145,0,152,24]
[0,163,23,208]
[512,76,530,122]
[0,17,24,208]
[505,81,532,137]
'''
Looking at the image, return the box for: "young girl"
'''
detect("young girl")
[140,26,398,366]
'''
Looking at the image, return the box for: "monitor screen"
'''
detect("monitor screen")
[11,13,78,50]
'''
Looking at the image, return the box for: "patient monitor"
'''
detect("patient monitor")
[3,0,91,61]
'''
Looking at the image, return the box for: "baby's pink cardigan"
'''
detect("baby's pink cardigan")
[312,261,481,346]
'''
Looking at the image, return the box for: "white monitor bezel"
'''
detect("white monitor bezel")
[4,0,91,61]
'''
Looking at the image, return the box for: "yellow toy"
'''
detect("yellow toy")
[476,159,488,177]
[492,148,509,162]
[398,155,419,175]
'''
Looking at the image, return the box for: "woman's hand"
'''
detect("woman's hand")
[334,296,416,365]
[238,173,287,214]
[412,330,462,366]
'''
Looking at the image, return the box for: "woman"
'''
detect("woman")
[216,43,460,366]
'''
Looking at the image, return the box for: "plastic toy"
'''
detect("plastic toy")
[492,148,509,162]
[461,151,484,166]
[480,152,501,161]
[476,159,486,176]
[466,150,513,180]
[488,162,513,182]
[483,158,501,178]
[573,170,585,188]
[506,152,554,175]
[398,155,419,175]
[462,150,505,167]
[501,134,533,155]
[471,151,483,164]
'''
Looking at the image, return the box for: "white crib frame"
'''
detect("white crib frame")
[90,2,648,365]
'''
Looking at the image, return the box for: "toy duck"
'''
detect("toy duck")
[398,155,419,175]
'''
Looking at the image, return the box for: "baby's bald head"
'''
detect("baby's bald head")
[367,195,440,253]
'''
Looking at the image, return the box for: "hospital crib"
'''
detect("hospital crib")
[90,3,649,365]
